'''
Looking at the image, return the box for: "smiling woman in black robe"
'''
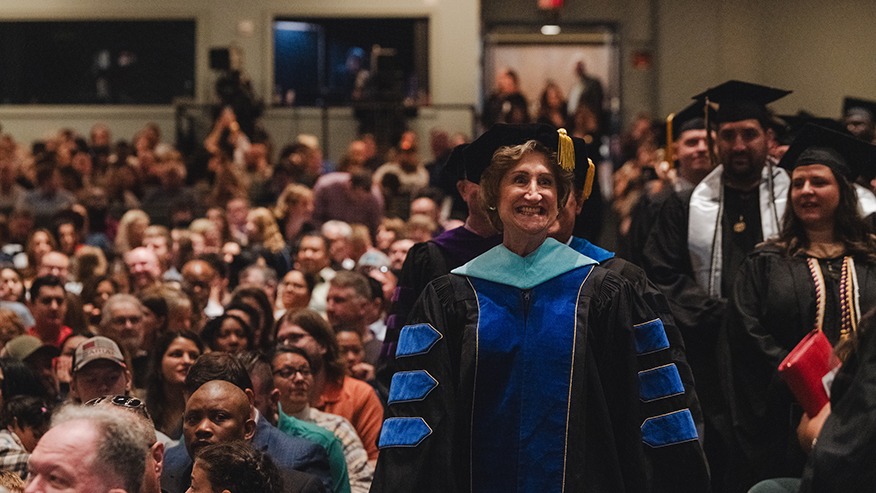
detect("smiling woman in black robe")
[722,124,876,490]
[372,124,709,493]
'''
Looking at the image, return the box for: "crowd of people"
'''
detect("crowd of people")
[0,75,875,493]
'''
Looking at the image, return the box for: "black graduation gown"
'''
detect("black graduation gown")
[643,190,728,422]
[624,186,673,268]
[372,264,710,493]
[722,244,876,490]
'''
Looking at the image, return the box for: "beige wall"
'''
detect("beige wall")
[1,0,874,152]
[0,0,479,159]
[656,0,876,119]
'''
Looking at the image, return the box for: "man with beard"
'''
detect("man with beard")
[643,80,791,491]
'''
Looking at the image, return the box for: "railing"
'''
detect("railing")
[174,101,478,162]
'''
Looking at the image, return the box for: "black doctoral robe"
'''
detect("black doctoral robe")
[373,240,710,493]
[722,243,876,490]
[377,227,501,397]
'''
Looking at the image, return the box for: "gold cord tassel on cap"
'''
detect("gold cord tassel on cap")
[557,128,576,172]
[582,158,595,200]
[665,112,675,170]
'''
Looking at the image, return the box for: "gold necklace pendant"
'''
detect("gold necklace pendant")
[733,214,746,233]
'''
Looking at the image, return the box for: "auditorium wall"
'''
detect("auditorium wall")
[1,0,874,157]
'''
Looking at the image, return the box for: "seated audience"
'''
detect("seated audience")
[162,379,328,493]
[163,352,333,493]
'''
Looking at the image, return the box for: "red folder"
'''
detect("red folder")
[778,330,839,417]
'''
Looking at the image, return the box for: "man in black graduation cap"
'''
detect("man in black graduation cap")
[624,101,716,267]
[643,80,792,490]
[842,96,876,144]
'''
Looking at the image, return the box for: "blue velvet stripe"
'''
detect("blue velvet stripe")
[641,409,699,447]
[378,417,432,448]
[638,364,685,402]
[388,370,438,404]
[396,324,443,358]
[469,266,592,492]
[634,318,670,355]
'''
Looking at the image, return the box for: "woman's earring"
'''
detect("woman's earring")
[489,206,496,210]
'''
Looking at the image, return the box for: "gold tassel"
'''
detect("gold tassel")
[581,158,595,201]
[557,128,576,172]
[665,112,675,170]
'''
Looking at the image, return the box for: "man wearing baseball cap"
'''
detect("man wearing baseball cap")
[68,336,132,404]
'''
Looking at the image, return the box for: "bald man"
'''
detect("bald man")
[181,260,218,327]
[183,381,256,459]
[161,380,326,493]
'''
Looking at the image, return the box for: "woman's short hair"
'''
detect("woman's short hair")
[274,184,314,221]
[249,208,285,253]
[478,140,573,232]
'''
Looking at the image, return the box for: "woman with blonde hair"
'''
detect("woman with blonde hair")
[114,209,149,256]
[375,218,406,254]
[245,207,291,275]
[189,218,222,254]
[274,183,315,244]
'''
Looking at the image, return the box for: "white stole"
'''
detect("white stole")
[855,184,876,217]
[688,164,789,298]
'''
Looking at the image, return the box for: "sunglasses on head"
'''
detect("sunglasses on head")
[85,395,151,419]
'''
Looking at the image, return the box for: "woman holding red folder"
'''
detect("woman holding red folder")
[723,123,876,490]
